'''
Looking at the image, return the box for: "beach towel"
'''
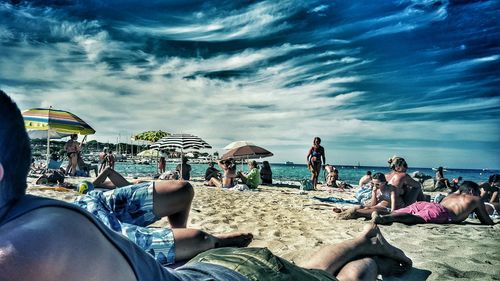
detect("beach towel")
[355,186,373,206]
[312,196,359,205]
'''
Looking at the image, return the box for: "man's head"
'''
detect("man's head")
[366,171,372,176]
[458,181,480,196]
[71,134,77,140]
[488,174,500,186]
[0,90,31,206]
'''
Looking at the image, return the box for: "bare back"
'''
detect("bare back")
[440,193,494,224]
[0,207,137,281]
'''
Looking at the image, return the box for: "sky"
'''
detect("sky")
[1,0,499,169]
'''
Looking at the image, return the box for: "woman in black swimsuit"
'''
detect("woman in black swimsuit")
[306,137,326,190]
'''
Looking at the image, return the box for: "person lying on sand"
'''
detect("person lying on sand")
[1,90,413,281]
[73,167,252,265]
[372,181,495,225]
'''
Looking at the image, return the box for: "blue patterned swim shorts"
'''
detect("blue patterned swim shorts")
[73,182,176,265]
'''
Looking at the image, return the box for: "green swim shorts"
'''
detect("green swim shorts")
[187,247,338,281]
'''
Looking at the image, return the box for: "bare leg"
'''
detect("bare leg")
[70,154,78,176]
[172,229,253,261]
[93,167,131,188]
[153,180,194,228]
[334,206,390,220]
[336,258,378,281]
[301,223,412,277]
[208,177,222,187]
[372,211,426,225]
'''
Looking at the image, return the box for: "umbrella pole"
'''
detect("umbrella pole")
[46,129,50,165]
[180,148,183,179]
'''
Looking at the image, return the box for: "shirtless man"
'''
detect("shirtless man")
[1,89,413,281]
[64,133,80,176]
[372,181,495,225]
[358,170,372,187]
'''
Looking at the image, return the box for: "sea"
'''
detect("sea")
[113,161,498,186]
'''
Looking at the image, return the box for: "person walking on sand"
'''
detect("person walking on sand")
[372,181,495,225]
[307,137,326,190]
[0,90,414,281]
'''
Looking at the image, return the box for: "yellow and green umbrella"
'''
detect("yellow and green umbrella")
[22,107,95,163]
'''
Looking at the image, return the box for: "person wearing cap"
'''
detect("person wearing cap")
[176,157,192,180]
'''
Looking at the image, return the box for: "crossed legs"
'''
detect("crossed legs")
[302,224,412,280]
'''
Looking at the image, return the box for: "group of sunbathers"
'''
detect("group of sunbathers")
[334,156,498,226]
[0,90,496,280]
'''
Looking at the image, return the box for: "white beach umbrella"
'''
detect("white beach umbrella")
[151,134,211,176]
[223,141,255,150]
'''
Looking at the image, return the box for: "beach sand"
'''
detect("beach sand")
[27,177,500,281]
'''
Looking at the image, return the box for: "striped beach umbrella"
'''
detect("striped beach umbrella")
[151,134,211,175]
[22,107,95,163]
[151,134,211,150]
[23,107,95,135]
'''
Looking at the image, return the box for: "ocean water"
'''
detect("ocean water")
[114,162,498,186]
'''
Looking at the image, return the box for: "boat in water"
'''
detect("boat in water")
[285,161,294,165]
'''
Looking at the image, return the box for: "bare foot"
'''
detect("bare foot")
[332,207,343,213]
[333,207,358,220]
[214,232,253,248]
[371,211,393,225]
[372,256,408,276]
[360,224,412,273]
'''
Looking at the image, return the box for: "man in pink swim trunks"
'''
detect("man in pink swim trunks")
[373,181,494,225]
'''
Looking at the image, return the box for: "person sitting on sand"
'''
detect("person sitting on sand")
[325,165,339,187]
[176,157,192,180]
[1,91,414,281]
[450,176,463,193]
[334,173,406,220]
[237,160,261,189]
[208,158,237,188]
[435,166,452,190]
[480,174,499,203]
[372,181,495,225]
[260,160,273,185]
[386,156,426,205]
[359,170,372,187]
[203,162,221,186]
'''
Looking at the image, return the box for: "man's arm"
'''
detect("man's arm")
[473,200,494,225]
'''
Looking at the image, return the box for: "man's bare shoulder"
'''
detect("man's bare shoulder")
[0,207,136,281]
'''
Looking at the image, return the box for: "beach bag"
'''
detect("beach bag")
[47,170,65,184]
[300,179,314,191]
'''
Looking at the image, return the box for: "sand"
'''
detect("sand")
[27,177,500,281]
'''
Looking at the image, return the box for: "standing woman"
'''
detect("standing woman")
[306,137,326,190]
